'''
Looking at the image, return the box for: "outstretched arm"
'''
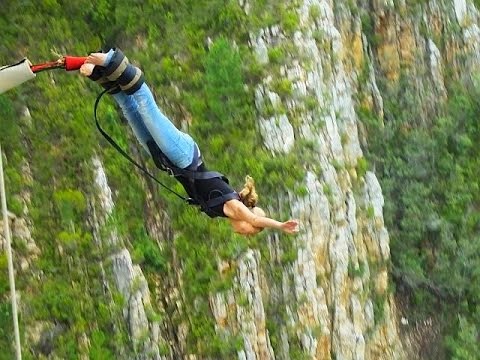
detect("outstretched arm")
[224,199,299,234]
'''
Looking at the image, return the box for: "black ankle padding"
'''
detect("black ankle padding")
[117,64,137,86]
[123,72,145,95]
[104,48,127,78]
[108,86,121,94]
[97,78,121,94]
[88,65,104,81]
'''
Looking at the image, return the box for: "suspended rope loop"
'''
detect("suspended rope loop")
[30,56,87,73]
[93,89,190,202]
[30,60,65,73]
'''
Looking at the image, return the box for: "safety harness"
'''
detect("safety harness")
[94,89,239,217]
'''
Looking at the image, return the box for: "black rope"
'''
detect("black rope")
[93,89,189,202]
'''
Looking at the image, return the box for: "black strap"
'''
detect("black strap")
[205,192,240,209]
[94,89,191,203]
[175,168,226,180]
[103,48,126,77]
[146,138,226,181]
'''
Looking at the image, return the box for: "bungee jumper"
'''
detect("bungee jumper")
[81,48,299,235]
[0,49,299,236]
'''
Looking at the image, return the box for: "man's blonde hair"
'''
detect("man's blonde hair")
[239,175,258,208]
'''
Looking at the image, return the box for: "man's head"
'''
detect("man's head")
[239,175,258,208]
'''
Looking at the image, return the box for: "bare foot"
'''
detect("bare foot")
[86,52,108,66]
[79,63,95,77]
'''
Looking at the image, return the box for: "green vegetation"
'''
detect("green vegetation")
[360,72,480,355]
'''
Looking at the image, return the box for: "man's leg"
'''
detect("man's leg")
[83,49,197,169]
[111,92,153,152]
[81,61,152,152]
[132,83,195,169]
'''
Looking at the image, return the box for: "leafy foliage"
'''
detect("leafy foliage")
[361,73,480,355]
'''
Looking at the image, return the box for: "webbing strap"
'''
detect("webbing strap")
[146,138,226,181]
[173,167,226,180]
[205,192,240,209]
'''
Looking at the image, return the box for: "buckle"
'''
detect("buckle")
[166,168,175,177]
[186,198,198,205]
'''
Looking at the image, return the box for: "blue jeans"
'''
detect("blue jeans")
[103,49,194,170]
[112,86,196,169]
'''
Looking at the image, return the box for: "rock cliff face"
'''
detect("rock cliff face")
[227,0,404,358]
[4,0,480,359]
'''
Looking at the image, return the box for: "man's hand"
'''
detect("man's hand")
[280,220,299,234]
[86,52,108,66]
[79,63,94,77]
